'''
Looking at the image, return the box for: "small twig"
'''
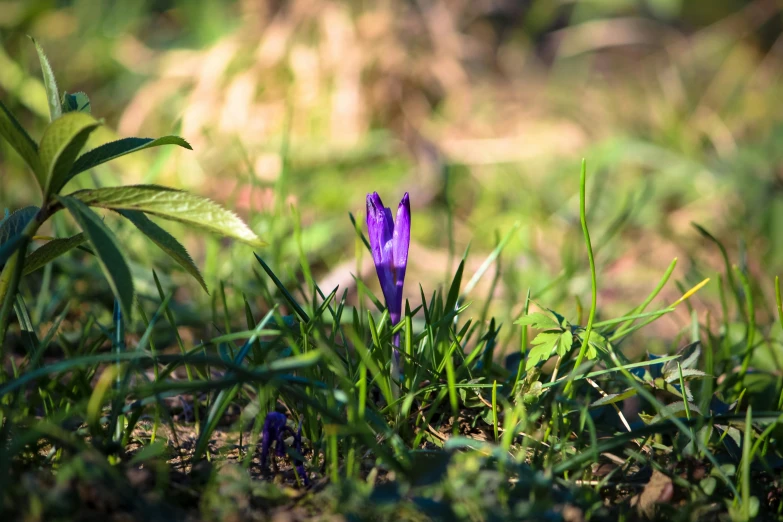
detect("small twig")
[427,424,448,442]
[586,378,652,454]
[551,356,563,383]
[586,378,632,433]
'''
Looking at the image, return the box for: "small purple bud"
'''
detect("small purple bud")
[260,411,287,469]
[366,192,410,352]
[259,412,308,486]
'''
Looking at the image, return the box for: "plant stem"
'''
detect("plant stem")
[0,215,43,349]
[734,266,755,395]
[0,246,28,348]
[564,159,597,397]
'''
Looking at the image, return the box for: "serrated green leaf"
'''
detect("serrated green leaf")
[665,342,700,372]
[654,377,694,401]
[117,210,207,292]
[66,136,192,187]
[22,233,87,275]
[578,330,607,359]
[0,100,43,184]
[515,312,559,331]
[664,368,707,383]
[71,185,264,247]
[590,388,637,407]
[548,308,567,327]
[557,329,573,356]
[30,37,61,121]
[39,112,101,196]
[525,332,560,370]
[0,207,39,245]
[61,91,91,114]
[57,196,133,319]
[531,332,561,346]
[650,401,701,423]
[585,340,598,359]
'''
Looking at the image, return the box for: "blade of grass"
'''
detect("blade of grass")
[776,276,783,410]
[693,223,746,323]
[512,289,531,393]
[565,160,596,397]
[461,223,519,298]
[255,253,310,323]
[734,266,756,395]
[194,307,279,457]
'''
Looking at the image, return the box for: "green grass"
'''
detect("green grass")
[2,156,782,520]
[3,1,783,521]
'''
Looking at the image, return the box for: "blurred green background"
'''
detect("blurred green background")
[2,0,783,354]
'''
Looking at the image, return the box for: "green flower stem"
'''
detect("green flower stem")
[564,160,597,397]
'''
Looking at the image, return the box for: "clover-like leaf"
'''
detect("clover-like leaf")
[39,112,101,196]
[577,330,608,360]
[515,311,560,331]
[525,332,560,370]
[66,136,192,188]
[556,329,573,357]
[548,308,568,327]
[116,210,207,292]
[57,196,133,319]
[71,185,264,247]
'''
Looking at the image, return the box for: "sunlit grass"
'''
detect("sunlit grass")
[2,1,783,520]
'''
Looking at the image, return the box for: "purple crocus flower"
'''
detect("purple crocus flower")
[366,192,410,382]
[260,412,288,467]
[260,411,308,486]
[366,192,410,330]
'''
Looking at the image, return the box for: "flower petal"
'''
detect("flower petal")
[366,192,396,307]
[366,193,392,268]
[386,193,410,326]
[260,411,288,468]
[393,192,410,284]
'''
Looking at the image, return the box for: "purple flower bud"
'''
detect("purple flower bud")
[366,192,410,344]
[260,411,287,469]
[260,412,308,486]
